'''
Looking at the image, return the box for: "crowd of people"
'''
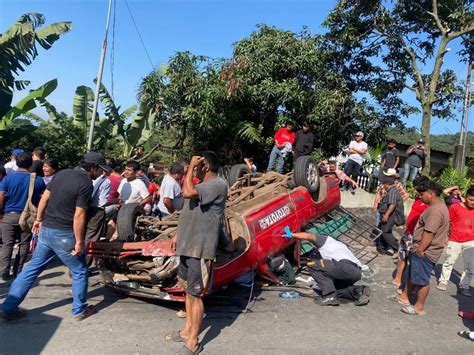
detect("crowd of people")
[1,134,473,348]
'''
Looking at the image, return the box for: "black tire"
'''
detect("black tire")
[228,164,251,186]
[116,203,145,242]
[293,156,320,194]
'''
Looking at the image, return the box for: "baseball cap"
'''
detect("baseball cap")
[418,139,425,144]
[383,168,398,177]
[355,131,364,137]
[82,152,110,171]
[12,148,24,157]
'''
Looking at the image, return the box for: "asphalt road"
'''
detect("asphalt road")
[1,253,474,355]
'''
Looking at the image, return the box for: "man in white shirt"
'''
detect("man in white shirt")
[118,161,151,206]
[157,163,184,216]
[342,131,368,194]
[291,231,370,307]
[4,149,24,175]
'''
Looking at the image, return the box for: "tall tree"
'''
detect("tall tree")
[324,0,473,172]
[0,13,72,116]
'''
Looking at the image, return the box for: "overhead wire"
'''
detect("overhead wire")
[124,0,155,70]
[110,0,116,98]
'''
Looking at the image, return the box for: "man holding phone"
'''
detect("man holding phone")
[165,151,228,354]
[402,139,427,184]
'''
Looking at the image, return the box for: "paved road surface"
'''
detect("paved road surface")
[1,253,473,354]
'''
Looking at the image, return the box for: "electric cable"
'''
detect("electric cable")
[124,0,155,70]
[110,0,116,98]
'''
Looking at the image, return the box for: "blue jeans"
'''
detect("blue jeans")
[1,226,89,317]
[402,162,419,184]
[267,145,285,173]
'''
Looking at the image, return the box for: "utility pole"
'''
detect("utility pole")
[453,49,473,172]
[87,0,113,152]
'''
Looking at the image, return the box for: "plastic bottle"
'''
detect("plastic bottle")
[361,265,375,284]
[279,291,300,299]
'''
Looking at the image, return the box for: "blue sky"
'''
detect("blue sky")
[1,0,471,135]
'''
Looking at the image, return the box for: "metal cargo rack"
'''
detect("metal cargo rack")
[304,206,382,264]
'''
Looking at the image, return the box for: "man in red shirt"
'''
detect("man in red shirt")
[437,187,474,296]
[266,123,295,173]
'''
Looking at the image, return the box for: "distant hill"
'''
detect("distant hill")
[387,127,474,158]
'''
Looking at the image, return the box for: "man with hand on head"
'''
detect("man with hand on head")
[165,151,228,354]
[0,152,95,321]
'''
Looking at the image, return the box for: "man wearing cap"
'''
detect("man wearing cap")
[402,139,427,184]
[0,152,96,321]
[342,132,368,193]
[4,149,24,175]
[377,169,405,255]
[81,153,111,254]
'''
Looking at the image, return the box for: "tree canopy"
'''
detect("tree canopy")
[323,0,473,172]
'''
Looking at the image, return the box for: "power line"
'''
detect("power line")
[110,0,116,98]
[124,0,154,70]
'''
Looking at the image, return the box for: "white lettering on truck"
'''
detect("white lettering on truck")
[258,205,291,230]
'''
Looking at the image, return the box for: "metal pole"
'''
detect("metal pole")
[87,0,113,152]
[459,53,473,170]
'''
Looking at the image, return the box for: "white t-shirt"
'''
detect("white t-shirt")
[319,236,362,267]
[158,174,184,214]
[4,161,18,175]
[348,140,368,165]
[118,178,150,204]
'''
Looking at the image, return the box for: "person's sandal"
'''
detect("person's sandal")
[400,304,426,316]
[177,343,203,354]
[165,330,186,343]
[436,282,447,291]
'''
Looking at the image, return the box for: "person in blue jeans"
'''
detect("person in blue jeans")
[0,154,98,321]
[401,139,426,184]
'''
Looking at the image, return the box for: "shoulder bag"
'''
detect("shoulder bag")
[19,173,38,233]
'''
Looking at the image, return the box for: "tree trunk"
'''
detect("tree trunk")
[420,103,432,175]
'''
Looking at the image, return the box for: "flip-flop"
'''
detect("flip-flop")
[387,294,410,306]
[177,343,203,355]
[165,330,186,343]
[391,280,401,288]
[400,304,426,316]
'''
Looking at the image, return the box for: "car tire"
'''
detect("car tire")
[293,156,320,194]
[116,203,145,242]
[228,164,251,186]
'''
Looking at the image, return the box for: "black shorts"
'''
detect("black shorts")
[178,256,213,297]
[409,252,435,286]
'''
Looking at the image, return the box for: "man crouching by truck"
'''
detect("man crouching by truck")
[291,231,370,306]
[165,152,228,355]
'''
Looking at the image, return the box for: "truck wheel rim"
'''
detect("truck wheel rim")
[306,162,318,186]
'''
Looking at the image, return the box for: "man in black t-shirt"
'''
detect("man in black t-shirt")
[380,139,399,172]
[1,153,97,321]
[29,147,45,177]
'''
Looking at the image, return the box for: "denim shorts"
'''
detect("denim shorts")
[409,252,435,286]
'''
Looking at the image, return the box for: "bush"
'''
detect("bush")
[433,167,473,195]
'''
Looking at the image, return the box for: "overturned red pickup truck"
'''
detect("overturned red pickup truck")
[88,157,370,302]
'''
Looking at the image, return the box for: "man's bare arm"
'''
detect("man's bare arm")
[182,156,202,199]
[71,206,87,256]
[163,197,175,213]
[0,191,5,213]
[416,230,434,256]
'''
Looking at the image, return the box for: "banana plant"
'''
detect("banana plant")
[0,79,57,138]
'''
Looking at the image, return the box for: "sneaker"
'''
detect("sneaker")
[354,286,371,306]
[436,282,447,291]
[459,288,472,297]
[458,331,474,341]
[314,296,340,306]
[1,308,27,321]
[74,305,96,321]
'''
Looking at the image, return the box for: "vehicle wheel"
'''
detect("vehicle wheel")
[228,164,251,186]
[116,203,145,242]
[293,156,320,194]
